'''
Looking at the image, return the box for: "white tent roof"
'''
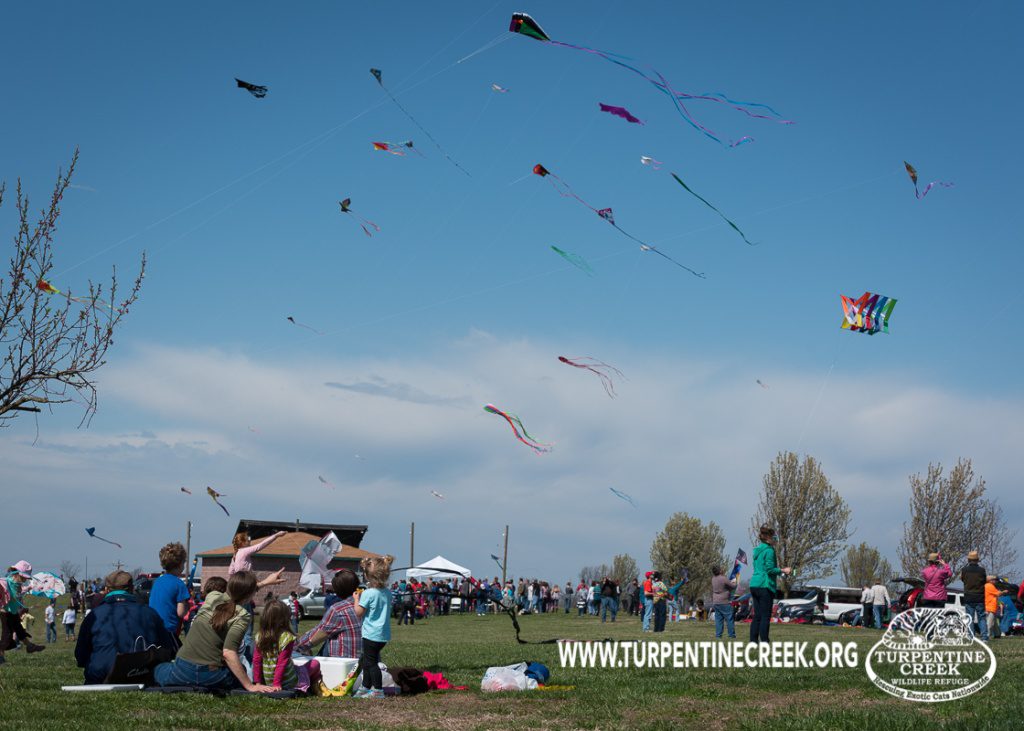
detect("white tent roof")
[405,555,471,580]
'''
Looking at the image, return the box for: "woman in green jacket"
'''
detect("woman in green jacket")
[749,525,791,643]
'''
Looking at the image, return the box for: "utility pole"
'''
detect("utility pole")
[185,521,192,566]
[409,522,415,568]
[502,525,509,585]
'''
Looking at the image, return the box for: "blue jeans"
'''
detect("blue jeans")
[642,598,654,631]
[713,603,735,638]
[964,602,988,641]
[290,617,299,636]
[872,605,886,629]
[153,658,239,690]
[601,596,618,622]
[46,622,58,643]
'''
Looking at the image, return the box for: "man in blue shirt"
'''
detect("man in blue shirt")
[148,542,190,641]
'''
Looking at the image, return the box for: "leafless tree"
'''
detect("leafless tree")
[578,564,611,586]
[750,452,851,596]
[0,150,145,425]
[840,542,895,588]
[59,560,81,580]
[898,458,1018,576]
[650,512,727,604]
[610,553,638,588]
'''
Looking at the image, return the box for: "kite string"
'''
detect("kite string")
[796,333,848,451]
[456,32,513,64]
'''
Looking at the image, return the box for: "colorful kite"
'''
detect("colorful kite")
[728,548,748,580]
[670,173,755,246]
[287,316,323,335]
[235,78,268,98]
[373,140,424,157]
[904,161,953,200]
[206,486,230,516]
[550,245,594,276]
[180,487,192,495]
[609,487,638,508]
[599,103,643,125]
[558,356,624,398]
[299,531,341,591]
[28,572,66,599]
[338,198,380,238]
[36,278,112,310]
[430,490,445,500]
[491,83,510,93]
[85,527,122,549]
[369,68,469,176]
[639,244,705,278]
[484,404,552,454]
[509,12,792,145]
[840,292,897,335]
[640,156,662,169]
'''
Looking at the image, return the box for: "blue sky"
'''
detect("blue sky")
[2,1,1021,582]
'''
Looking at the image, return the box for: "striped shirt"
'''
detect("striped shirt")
[254,631,297,688]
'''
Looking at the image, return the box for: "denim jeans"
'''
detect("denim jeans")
[46,622,58,643]
[964,602,988,641]
[642,598,653,631]
[153,657,239,690]
[713,603,735,638]
[601,596,618,622]
[653,601,667,632]
[872,605,885,630]
[290,617,300,636]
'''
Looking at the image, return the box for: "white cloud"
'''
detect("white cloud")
[4,333,1022,582]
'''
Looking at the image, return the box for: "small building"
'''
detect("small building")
[197,519,380,597]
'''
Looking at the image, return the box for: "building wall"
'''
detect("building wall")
[200,556,361,600]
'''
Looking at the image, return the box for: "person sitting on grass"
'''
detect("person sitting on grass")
[149,542,190,642]
[254,599,321,692]
[75,570,174,684]
[153,571,276,693]
[295,569,361,659]
[353,555,394,699]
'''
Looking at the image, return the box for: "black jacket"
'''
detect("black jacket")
[961,563,986,604]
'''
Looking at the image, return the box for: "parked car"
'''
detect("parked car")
[891,577,965,615]
[776,586,863,623]
[297,588,327,619]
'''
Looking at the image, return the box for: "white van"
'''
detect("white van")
[778,586,864,623]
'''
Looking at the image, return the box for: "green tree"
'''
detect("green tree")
[750,452,851,596]
[650,512,727,604]
[840,543,895,588]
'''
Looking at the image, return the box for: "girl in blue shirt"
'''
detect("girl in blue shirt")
[353,555,394,699]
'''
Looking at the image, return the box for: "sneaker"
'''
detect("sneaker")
[27,643,46,654]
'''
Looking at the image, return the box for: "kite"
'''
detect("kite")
[287,316,323,335]
[483,404,552,454]
[509,13,792,145]
[430,490,445,500]
[670,173,755,246]
[640,156,662,169]
[248,426,260,433]
[756,379,769,389]
[338,198,380,238]
[730,136,755,148]
[206,486,230,516]
[490,554,505,571]
[369,68,469,176]
[639,244,706,279]
[728,548,749,581]
[599,103,643,125]
[535,164,705,278]
[550,245,594,276]
[36,278,113,310]
[28,572,66,599]
[491,83,509,93]
[840,292,897,335]
[180,487,192,495]
[318,475,334,489]
[904,161,953,200]
[299,531,341,591]
[372,140,424,157]
[558,356,624,398]
[235,78,268,98]
[609,487,638,508]
[85,527,122,549]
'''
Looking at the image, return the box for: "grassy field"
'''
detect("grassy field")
[2,601,1022,730]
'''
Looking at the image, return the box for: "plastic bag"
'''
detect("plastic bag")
[481,662,538,692]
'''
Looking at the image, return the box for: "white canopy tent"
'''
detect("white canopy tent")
[405,555,471,580]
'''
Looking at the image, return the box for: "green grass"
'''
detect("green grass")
[2,600,1023,730]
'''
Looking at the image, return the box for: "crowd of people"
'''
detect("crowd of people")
[3,520,1021,685]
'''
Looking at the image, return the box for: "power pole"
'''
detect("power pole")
[502,525,509,585]
[410,522,415,568]
[185,521,192,566]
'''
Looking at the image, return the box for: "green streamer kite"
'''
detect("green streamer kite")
[550,245,594,276]
[670,173,755,246]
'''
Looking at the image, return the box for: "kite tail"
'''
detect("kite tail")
[380,84,471,177]
[670,173,755,245]
[915,181,954,199]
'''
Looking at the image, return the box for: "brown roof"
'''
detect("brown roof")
[198,531,381,561]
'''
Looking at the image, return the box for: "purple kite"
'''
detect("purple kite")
[558,356,625,398]
[599,103,643,125]
[904,161,953,200]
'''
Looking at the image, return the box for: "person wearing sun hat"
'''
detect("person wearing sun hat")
[919,552,952,609]
[1,560,46,662]
[961,550,988,641]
